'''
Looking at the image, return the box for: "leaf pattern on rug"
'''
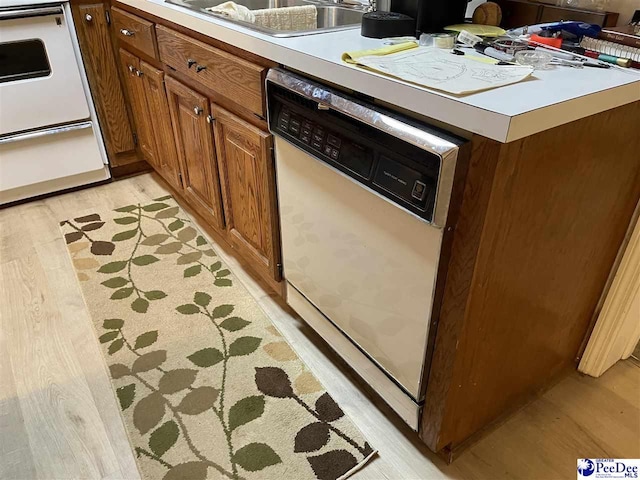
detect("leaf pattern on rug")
[60,196,375,480]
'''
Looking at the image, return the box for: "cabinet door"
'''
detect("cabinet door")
[72,3,136,165]
[165,77,225,231]
[139,61,182,192]
[212,104,281,281]
[118,49,157,166]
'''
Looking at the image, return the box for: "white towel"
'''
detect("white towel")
[206,1,255,22]
[253,5,317,31]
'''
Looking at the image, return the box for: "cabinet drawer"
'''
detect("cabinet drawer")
[112,7,157,59]
[157,25,266,117]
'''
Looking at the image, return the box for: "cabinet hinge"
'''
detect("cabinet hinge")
[132,133,138,146]
[105,9,111,25]
[276,263,283,277]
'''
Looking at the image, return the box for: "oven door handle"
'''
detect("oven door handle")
[0,122,93,146]
[0,6,64,20]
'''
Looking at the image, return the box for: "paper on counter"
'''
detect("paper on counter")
[347,47,535,95]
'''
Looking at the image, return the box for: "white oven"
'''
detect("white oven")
[0,2,109,204]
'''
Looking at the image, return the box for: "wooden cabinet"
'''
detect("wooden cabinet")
[72,3,136,167]
[139,61,182,192]
[165,77,226,232]
[494,0,619,28]
[119,49,157,166]
[212,105,281,282]
[111,7,158,59]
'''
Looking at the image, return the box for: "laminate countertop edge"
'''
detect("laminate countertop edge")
[117,0,640,142]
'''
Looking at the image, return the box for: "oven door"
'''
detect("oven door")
[0,5,90,135]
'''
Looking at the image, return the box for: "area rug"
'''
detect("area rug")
[60,195,375,480]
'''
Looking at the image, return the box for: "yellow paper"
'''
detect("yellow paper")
[342,41,418,64]
[444,24,506,37]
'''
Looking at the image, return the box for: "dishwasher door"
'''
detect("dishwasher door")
[276,137,443,400]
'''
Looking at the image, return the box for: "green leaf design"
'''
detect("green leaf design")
[196,236,207,246]
[149,421,180,458]
[229,337,261,357]
[131,298,149,313]
[108,338,124,355]
[111,287,133,300]
[176,304,200,315]
[155,242,182,255]
[112,229,138,242]
[143,202,170,212]
[214,278,232,287]
[134,331,158,349]
[103,318,124,330]
[177,387,219,415]
[134,392,166,435]
[168,220,184,231]
[101,277,128,289]
[132,350,167,373]
[141,234,169,246]
[114,204,137,213]
[187,347,224,367]
[211,304,234,319]
[202,249,216,257]
[210,261,222,271]
[177,251,202,265]
[158,369,197,394]
[153,195,173,201]
[114,216,138,225]
[193,292,211,307]
[116,384,136,411]
[155,206,179,219]
[183,265,202,278]
[232,443,281,472]
[144,290,167,301]
[220,317,250,332]
[98,261,127,274]
[229,396,265,431]
[132,255,159,266]
[163,462,209,480]
[109,363,130,379]
[99,331,119,343]
[216,269,231,278]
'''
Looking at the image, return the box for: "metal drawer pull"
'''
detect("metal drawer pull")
[0,121,92,145]
[128,65,135,73]
[85,13,92,22]
[120,28,135,36]
[206,115,215,124]
[187,59,197,68]
[135,69,143,77]
[196,65,207,72]
[194,107,203,116]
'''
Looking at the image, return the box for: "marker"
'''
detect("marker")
[584,50,632,68]
[474,43,515,63]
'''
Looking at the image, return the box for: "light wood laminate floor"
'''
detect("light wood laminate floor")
[1,173,639,480]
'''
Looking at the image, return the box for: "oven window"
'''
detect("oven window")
[0,39,51,84]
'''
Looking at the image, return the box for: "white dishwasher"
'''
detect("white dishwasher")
[266,69,468,429]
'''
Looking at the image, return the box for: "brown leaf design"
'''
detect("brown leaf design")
[132,350,167,373]
[133,392,166,435]
[81,222,105,231]
[177,251,202,265]
[315,393,344,422]
[162,462,208,480]
[158,369,197,394]
[294,422,330,453]
[155,206,180,219]
[294,371,323,395]
[65,231,83,244]
[177,386,219,415]
[109,363,130,379]
[74,213,100,223]
[178,226,197,242]
[91,241,115,256]
[263,341,297,361]
[73,258,100,270]
[155,242,182,255]
[307,450,358,480]
[255,367,294,398]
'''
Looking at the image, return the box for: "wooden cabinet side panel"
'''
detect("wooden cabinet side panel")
[139,61,182,191]
[165,77,225,231]
[212,104,280,280]
[424,101,640,453]
[72,3,135,164]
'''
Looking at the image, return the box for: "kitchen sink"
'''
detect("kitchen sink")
[165,0,366,36]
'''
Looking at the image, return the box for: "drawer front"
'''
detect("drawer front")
[157,25,265,117]
[112,7,157,59]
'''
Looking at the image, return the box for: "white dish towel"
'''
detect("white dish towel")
[207,2,317,31]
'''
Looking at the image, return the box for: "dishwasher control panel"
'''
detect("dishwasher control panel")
[268,84,442,222]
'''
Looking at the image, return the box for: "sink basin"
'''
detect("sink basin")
[165,0,365,36]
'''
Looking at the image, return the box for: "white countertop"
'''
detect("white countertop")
[122,0,640,142]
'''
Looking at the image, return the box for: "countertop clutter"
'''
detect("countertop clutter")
[125,0,640,142]
[65,0,640,468]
